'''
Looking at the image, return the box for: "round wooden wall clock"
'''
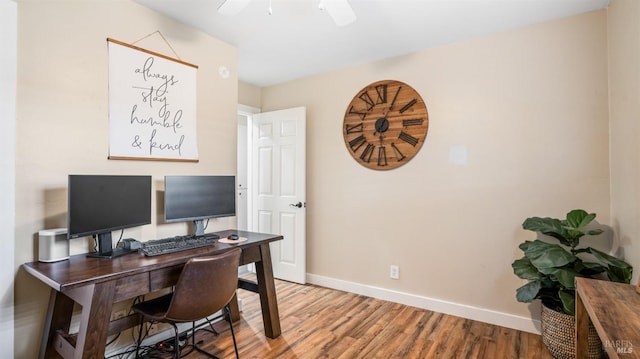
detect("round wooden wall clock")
[343,80,429,170]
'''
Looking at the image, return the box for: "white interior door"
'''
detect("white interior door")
[250,107,306,284]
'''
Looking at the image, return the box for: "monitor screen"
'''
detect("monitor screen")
[67,175,152,257]
[164,175,236,236]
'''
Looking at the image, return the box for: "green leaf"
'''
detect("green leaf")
[574,261,606,276]
[518,241,532,252]
[547,267,579,289]
[563,210,603,246]
[566,209,592,228]
[586,229,604,236]
[524,240,576,269]
[588,247,633,283]
[538,289,564,313]
[558,289,576,316]
[564,228,583,243]
[522,217,570,246]
[512,257,543,280]
[588,247,632,269]
[607,266,629,283]
[516,281,542,303]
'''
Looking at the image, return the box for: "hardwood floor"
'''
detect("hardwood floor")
[147,278,554,358]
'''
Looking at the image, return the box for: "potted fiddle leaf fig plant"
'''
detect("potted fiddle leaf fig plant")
[512,209,632,359]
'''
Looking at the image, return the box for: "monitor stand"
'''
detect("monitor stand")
[193,219,205,237]
[87,232,137,259]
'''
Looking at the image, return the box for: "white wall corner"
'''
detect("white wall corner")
[0,0,17,357]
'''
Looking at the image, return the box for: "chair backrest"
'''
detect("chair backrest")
[165,248,242,322]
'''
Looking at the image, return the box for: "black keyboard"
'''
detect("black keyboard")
[140,234,220,256]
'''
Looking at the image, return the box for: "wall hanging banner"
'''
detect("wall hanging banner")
[107,38,199,162]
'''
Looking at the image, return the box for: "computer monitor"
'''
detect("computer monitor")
[67,175,152,258]
[164,175,236,236]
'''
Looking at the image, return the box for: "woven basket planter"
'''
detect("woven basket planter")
[541,304,603,359]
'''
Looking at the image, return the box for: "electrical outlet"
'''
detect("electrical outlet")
[147,323,159,336]
[390,265,399,280]
[110,309,127,321]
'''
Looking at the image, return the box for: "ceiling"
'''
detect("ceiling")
[135,0,610,87]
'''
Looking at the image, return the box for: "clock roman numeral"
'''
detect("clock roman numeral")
[359,92,375,111]
[398,131,419,147]
[378,146,387,166]
[345,123,363,134]
[375,84,387,104]
[388,86,401,111]
[348,105,367,120]
[399,98,417,114]
[403,118,423,127]
[360,143,375,162]
[349,134,366,152]
[391,143,406,161]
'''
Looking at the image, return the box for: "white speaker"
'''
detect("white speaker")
[38,228,69,262]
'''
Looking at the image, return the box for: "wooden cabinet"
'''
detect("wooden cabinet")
[575,277,640,358]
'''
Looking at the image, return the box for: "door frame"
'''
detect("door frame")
[237,104,260,231]
[237,104,260,275]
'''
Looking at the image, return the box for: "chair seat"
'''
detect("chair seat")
[132,293,174,323]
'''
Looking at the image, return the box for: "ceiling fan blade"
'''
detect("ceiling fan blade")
[324,0,356,26]
[218,0,251,15]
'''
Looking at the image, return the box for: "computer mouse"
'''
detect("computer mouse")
[227,234,239,240]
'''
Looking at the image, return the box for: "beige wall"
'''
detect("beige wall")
[609,0,640,285]
[14,1,237,358]
[239,80,262,109]
[261,10,612,322]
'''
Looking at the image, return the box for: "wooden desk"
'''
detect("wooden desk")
[575,277,640,358]
[23,230,283,359]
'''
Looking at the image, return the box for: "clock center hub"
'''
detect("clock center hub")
[375,117,390,133]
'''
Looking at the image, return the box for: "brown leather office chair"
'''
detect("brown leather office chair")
[132,248,242,358]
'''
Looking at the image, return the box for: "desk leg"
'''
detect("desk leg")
[575,290,590,358]
[64,281,116,359]
[78,282,116,358]
[255,243,281,338]
[41,289,74,359]
[228,291,241,322]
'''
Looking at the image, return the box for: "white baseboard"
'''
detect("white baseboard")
[306,273,541,335]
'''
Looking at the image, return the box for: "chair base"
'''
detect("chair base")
[135,307,238,359]
[186,307,238,359]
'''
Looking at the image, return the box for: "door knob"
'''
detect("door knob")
[289,202,303,208]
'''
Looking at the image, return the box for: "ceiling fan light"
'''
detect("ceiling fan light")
[324,0,356,26]
[217,0,252,16]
